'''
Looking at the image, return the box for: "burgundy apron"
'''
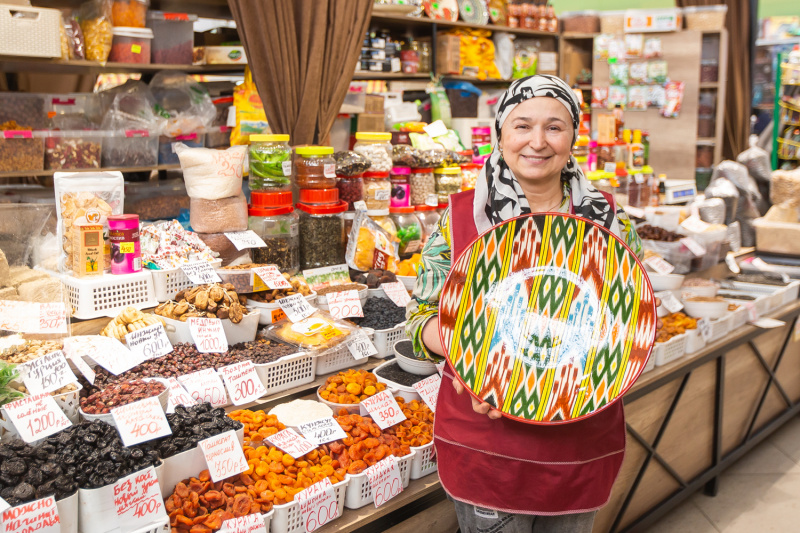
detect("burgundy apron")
[433,189,626,515]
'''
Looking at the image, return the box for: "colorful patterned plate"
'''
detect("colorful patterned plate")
[439,214,656,424]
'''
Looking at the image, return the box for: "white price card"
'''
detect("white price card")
[125,324,172,361]
[697,318,712,342]
[166,377,197,413]
[634,173,645,184]
[296,478,338,533]
[252,265,292,290]
[112,466,167,533]
[624,205,645,219]
[68,352,95,385]
[656,290,683,313]
[326,290,364,319]
[645,255,675,275]
[680,237,706,257]
[745,302,759,322]
[65,335,140,375]
[353,200,368,212]
[277,293,316,323]
[179,261,222,284]
[347,332,377,360]
[725,252,741,274]
[603,162,616,173]
[0,301,68,335]
[1,496,60,533]
[381,281,411,307]
[20,350,77,395]
[178,368,228,408]
[359,390,406,429]
[4,393,72,443]
[218,361,267,405]
[188,317,228,353]
[680,215,710,234]
[199,430,249,482]
[220,513,266,533]
[412,373,442,412]
[751,317,786,329]
[0,498,8,514]
[111,396,172,446]
[302,264,351,291]
[364,456,403,508]
[224,230,268,251]
[425,194,438,207]
[423,119,448,138]
[298,417,348,447]
[267,428,317,459]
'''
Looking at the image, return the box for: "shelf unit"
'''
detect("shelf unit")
[698,29,729,169]
[771,55,800,170]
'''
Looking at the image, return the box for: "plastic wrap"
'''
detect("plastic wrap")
[710,161,763,245]
[149,72,217,137]
[264,311,356,353]
[78,0,113,62]
[346,209,399,272]
[195,233,251,267]
[334,151,371,177]
[189,193,248,234]
[696,197,726,225]
[100,81,166,133]
[737,135,771,184]
[703,177,739,225]
[175,143,246,200]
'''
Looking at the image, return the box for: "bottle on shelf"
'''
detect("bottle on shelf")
[630,129,645,170]
[642,130,650,166]
[613,104,625,142]
[587,139,598,172]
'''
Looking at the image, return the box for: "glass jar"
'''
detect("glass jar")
[434,167,462,203]
[353,132,393,172]
[248,191,300,274]
[460,163,480,191]
[369,209,397,238]
[249,134,292,191]
[409,167,435,206]
[437,202,449,216]
[336,174,364,210]
[415,205,441,244]
[296,189,347,269]
[418,40,431,72]
[390,206,423,258]
[343,211,356,249]
[295,146,337,189]
[390,166,411,208]
[363,171,391,210]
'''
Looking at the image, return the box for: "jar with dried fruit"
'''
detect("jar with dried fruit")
[336,174,364,210]
[248,191,300,274]
[363,170,391,210]
[295,146,337,189]
[390,206,423,258]
[297,189,347,269]
[112,0,148,27]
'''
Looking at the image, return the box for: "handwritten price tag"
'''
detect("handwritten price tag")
[359,390,406,429]
[298,417,347,447]
[179,261,222,284]
[4,393,72,443]
[111,396,172,446]
[680,237,707,257]
[64,335,140,375]
[126,324,172,361]
[697,318,712,342]
[67,352,95,385]
[347,332,377,360]
[277,294,316,323]
[178,369,228,408]
[188,317,228,353]
[0,498,8,514]
[656,290,683,313]
[381,281,411,307]
[166,377,197,413]
[326,290,364,319]
[20,351,77,395]
[199,430,249,482]
[436,361,445,376]
[0,301,68,335]
[364,457,403,508]
[645,255,675,275]
[296,478,338,533]
[412,373,442,412]
[113,466,167,533]
[220,514,266,533]
[1,496,60,533]
[224,230,267,251]
[267,428,317,459]
[302,264,351,291]
[218,361,267,405]
[252,265,292,290]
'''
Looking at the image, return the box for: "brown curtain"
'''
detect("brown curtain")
[228,0,373,145]
[676,0,752,158]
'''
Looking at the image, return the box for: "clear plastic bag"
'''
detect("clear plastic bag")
[175,143,246,200]
[334,151,371,177]
[63,12,85,60]
[708,162,762,246]
[100,81,166,133]
[346,209,399,272]
[78,0,112,62]
[737,135,771,184]
[149,72,217,137]
[264,310,357,353]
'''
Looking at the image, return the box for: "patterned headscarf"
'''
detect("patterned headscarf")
[473,75,623,238]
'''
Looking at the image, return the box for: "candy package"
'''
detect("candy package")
[643,37,662,59]
[629,62,649,85]
[627,86,648,111]
[609,63,629,86]
[661,81,685,118]
[625,34,644,58]
[648,61,668,85]
[591,87,609,109]
[265,310,356,352]
[609,86,628,108]
[346,209,399,272]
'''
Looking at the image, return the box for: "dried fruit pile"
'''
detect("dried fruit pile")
[328,413,411,474]
[80,379,166,414]
[0,439,78,507]
[139,404,243,460]
[318,369,387,404]
[229,409,285,444]
[156,283,249,323]
[385,397,434,447]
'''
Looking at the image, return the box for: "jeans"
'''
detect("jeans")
[451,499,597,533]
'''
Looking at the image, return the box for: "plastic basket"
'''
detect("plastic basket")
[373,359,422,403]
[642,353,656,373]
[54,383,83,424]
[777,138,800,160]
[724,282,786,313]
[654,333,688,366]
[254,352,316,396]
[707,313,732,343]
[0,5,61,58]
[343,451,415,510]
[60,271,158,319]
[729,305,748,329]
[685,328,706,354]
[270,479,347,533]
[780,281,800,306]
[149,259,222,302]
[409,441,437,480]
[372,322,408,359]
[315,328,375,376]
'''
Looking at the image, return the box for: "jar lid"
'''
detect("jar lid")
[249,205,294,217]
[391,166,411,175]
[108,214,139,221]
[435,167,461,174]
[251,190,293,208]
[415,205,437,212]
[438,203,449,209]
[112,27,154,39]
[299,188,339,204]
[390,206,415,214]
[411,167,434,173]
[250,134,289,142]
[355,132,392,141]
[296,146,334,156]
[363,171,390,179]
[367,209,389,216]
[460,163,481,170]
[296,200,348,215]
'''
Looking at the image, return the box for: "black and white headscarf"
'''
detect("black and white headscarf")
[473,75,623,237]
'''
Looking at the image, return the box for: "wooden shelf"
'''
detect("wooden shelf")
[577,83,592,90]
[442,75,512,84]
[370,13,558,38]
[352,72,430,80]
[0,164,180,179]
[562,32,597,39]
[699,82,720,89]
[697,138,716,145]
[0,56,245,75]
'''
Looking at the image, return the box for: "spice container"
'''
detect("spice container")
[415,205,440,244]
[696,145,714,168]
[698,115,716,138]
[295,146,337,189]
[102,130,158,167]
[297,189,347,269]
[369,209,397,237]
[390,206,423,258]
[460,163,480,190]
[158,132,204,165]
[700,60,719,82]
[0,93,46,129]
[146,11,196,64]
[43,130,105,170]
[390,166,411,208]
[627,171,652,208]
[354,132,393,171]
[112,0,148,27]
[364,170,392,210]
[434,167,462,203]
[109,26,153,63]
[108,214,142,274]
[249,134,292,191]
[337,174,364,210]
[410,167,436,206]
[248,191,300,274]
[0,130,45,173]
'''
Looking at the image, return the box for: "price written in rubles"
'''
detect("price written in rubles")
[267,428,317,459]
[178,369,228,408]
[296,478,338,533]
[188,317,228,353]
[218,361,267,406]
[364,457,403,508]
[4,393,72,443]
[359,390,406,430]
[199,430,249,482]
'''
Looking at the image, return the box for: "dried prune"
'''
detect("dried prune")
[12,483,35,501]
[1,459,26,476]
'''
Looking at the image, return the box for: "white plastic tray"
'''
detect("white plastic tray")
[161,310,260,345]
[372,322,408,359]
[247,292,317,325]
[270,479,348,533]
[343,451,414,510]
[409,441,437,480]
[60,270,158,319]
[373,359,422,402]
[654,333,688,366]
[148,259,222,302]
[254,351,316,396]
[315,328,374,375]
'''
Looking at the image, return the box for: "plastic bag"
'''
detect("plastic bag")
[175,143,246,200]
[100,81,166,133]
[78,0,112,62]
[189,193,248,234]
[392,145,423,167]
[703,177,739,225]
[231,67,269,146]
[661,81,684,118]
[493,32,515,80]
[737,135,771,184]
[346,209,399,272]
[149,72,217,137]
[513,39,538,78]
[265,310,356,353]
[334,151,370,177]
[708,161,762,246]
[63,12,85,60]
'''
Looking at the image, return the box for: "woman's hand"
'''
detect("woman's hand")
[655,297,663,330]
[452,379,503,420]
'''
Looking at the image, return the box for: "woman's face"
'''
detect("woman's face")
[498,97,574,188]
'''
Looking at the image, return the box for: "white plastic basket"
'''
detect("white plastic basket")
[270,479,348,533]
[60,271,158,319]
[654,333,688,366]
[161,311,260,346]
[148,260,222,302]
[54,383,83,424]
[728,305,748,329]
[780,281,800,306]
[343,451,415,510]
[315,328,375,375]
[254,352,316,396]
[373,359,421,402]
[707,313,732,343]
[372,321,408,359]
[409,441,437,480]
[724,281,786,312]
[247,292,317,325]
[642,353,656,373]
[685,328,706,354]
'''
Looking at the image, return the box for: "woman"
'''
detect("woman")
[406,75,644,532]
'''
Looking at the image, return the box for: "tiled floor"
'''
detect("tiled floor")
[648,415,800,533]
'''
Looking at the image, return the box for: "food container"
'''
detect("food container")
[146,11,196,64]
[363,170,392,211]
[344,452,414,509]
[343,211,356,248]
[0,130,45,172]
[248,191,300,274]
[248,293,317,325]
[204,46,247,64]
[102,129,158,167]
[700,60,719,82]
[0,92,46,130]
[681,282,719,299]
[434,167,462,204]
[205,125,231,149]
[124,179,188,220]
[696,145,714,168]
[337,174,365,210]
[415,205,440,244]
[373,360,422,402]
[354,132,393,172]
[158,132,204,165]
[79,379,169,426]
[460,163,480,190]
[390,206,424,258]
[109,26,153,64]
[600,10,625,33]
[753,218,800,256]
[684,5,727,31]
[297,189,347,269]
[0,5,61,60]
[108,214,142,274]
[45,94,103,129]
[688,226,727,271]
[369,209,397,237]
[647,273,684,292]
[697,115,716,138]
[295,146,337,189]
[410,167,436,206]
[682,299,728,320]
[315,285,369,310]
[561,10,600,33]
[42,130,105,170]
[390,166,411,208]
[161,310,261,345]
[249,134,292,191]
[393,340,437,375]
[112,0,149,27]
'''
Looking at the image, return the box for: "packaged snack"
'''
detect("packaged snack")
[643,37,662,59]
[609,63,629,86]
[591,87,609,109]
[608,37,626,61]
[334,150,371,177]
[627,86,648,111]
[78,0,113,62]
[647,85,667,107]
[648,61,668,84]
[392,145,424,167]
[149,72,217,137]
[594,34,611,61]
[625,34,644,58]
[609,86,628,108]
[661,81,685,118]
[346,209,399,272]
[629,62,649,84]
[63,13,86,60]
[265,310,355,352]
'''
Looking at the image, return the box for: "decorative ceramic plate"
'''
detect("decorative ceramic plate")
[457,0,489,25]
[424,0,458,21]
[439,214,656,424]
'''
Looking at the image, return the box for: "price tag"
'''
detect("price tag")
[347,332,377,360]
[624,205,645,219]
[326,290,364,319]
[751,317,786,329]
[178,369,228,408]
[1,496,60,533]
[645,255,675,275]
[298,417,348,447]
[296,478,338,533]
[67,352,95,385]
[603,162,616,173]
[656,290,683,313]
[282,160,293,177]
[20,351,77,395]
[3,393,72,443]
[364,457,403,508]
[412,373,442,412]
[302,264,351,291]
[381,281,411,307]
[423,119,448,138]
[277,293,316,323]
[218,361,267,405]
[634,173,645,184]
[425,194,439,207]
[166,377,197,413]
[179,261,222,284]
[697,318,712,342]
[0,498,8,514]
[323,163,336,178]
[68,335,141,375]
[680,237,706,257]
[353,200,368,212]
[220,514,266,533]
[199,430,249,482]
[0,301,68,335]
[726,252,741,274]
[270,308,287,322]
[359,390,406,429]
[112,466,167,532]
[251,265,292,290]
[266,428,317,459]
[680,215,711,234]
[125,324,172,361]
[746,302,759,323]
[224,230,268,251]
[111,396,172,446]
[188,317,228,353]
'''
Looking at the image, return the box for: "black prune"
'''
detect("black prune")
[23,467,43,487]
[1,459,26,476]
[12,483,35,500]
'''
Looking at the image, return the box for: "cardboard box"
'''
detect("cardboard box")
[624,9,683,33]
[356,113,385,132]
[436,34,461,75]
[364,95,385,114]
[538,52,558,75]
[205,46,247,64]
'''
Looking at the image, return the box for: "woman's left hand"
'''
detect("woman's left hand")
[453,378,503,420]
[655,297,663,330]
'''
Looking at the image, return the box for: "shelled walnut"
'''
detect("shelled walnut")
[155,283,249,323]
